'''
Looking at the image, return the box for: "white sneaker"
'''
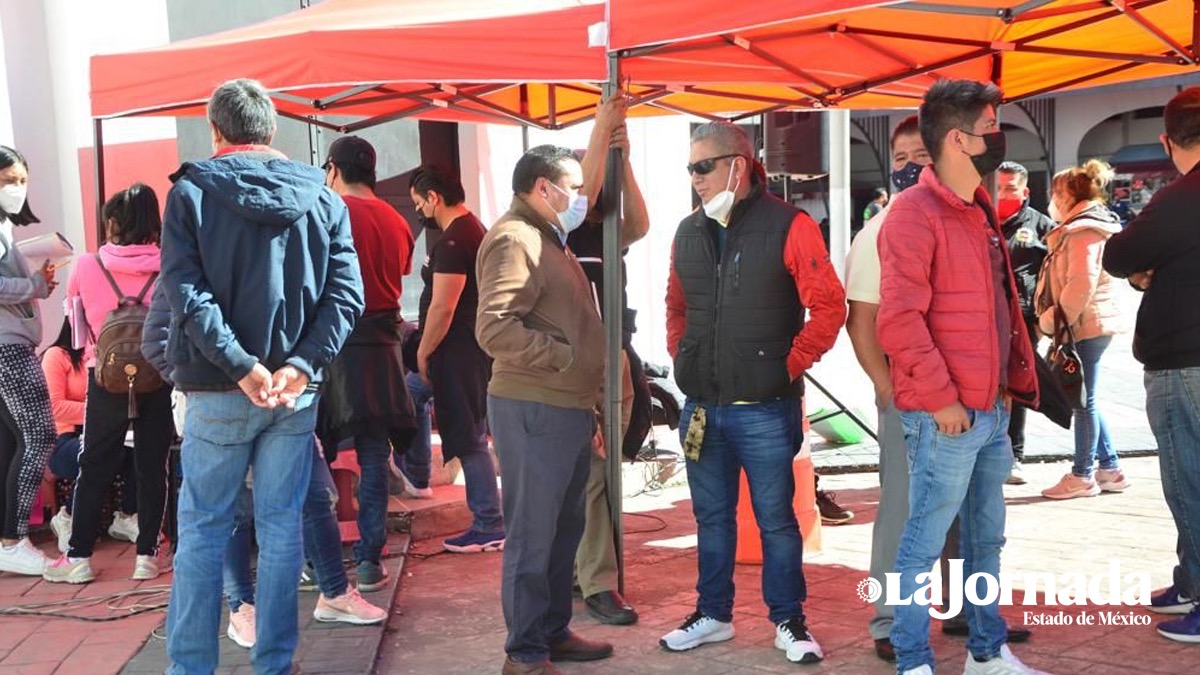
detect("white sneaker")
[227,604,256,648]
[659,612,735,651]
[902,667,933,675]
[391,460,434,499]
[1006,462,1027,486]
[43,555,95,583]
[50,507,73,553]
[774,618,823,663]
[108,512,139,543]
[0,538,48,576]
[132,554,161,581]
[963,644,1053,675]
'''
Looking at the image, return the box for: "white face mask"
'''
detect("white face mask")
[1048,199,1063,223]
[702,158,742,226]
[0,184,27,216]
[548,181,589,236]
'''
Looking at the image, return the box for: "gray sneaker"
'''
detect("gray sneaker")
[356,560,389,592]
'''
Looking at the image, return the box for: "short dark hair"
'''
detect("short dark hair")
[919,79,1003,161]
[103,182,161,246]
[890,115,920,151]
[207,79,276,145]
[410,164,466,206]
[512,144,576,195]
[331,160,376,189]
[0,145,39,226]
[1165,87,1200,149]
[998,161,1029,185]
[873,187,889,200]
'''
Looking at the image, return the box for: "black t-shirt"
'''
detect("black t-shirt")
[418,213,486,334]
[566,219,628,318]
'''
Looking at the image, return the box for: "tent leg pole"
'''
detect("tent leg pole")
[602,52,625,596]
[827,109,851,281]
[93,118,106,245]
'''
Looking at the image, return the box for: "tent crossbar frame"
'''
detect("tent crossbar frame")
[317,85,443,111]
[721,33,834,96]
[832,46,991,100]
[1111,0,1198,64]
[313,83,385,108]
[683,85,812,107]
[645,100,726,121]
[1007,58,1143,101]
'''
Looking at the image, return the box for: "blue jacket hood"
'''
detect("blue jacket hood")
[177,153,327,228]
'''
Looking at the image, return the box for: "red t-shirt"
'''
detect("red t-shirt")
[342,195,415,312]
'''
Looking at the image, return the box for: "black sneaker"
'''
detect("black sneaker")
[816,490,853,525]
[299,565,318,592]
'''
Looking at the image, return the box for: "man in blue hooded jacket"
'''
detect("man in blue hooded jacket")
[160,78,364,675]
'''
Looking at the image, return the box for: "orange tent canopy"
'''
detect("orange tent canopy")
[610,0,1200,111]
[90,0,1200,130]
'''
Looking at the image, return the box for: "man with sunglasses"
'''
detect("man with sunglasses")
[876,80,1044,675]
[662,121,845,665]
[319,135,418,593]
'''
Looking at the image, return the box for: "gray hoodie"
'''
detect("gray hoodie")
[0,222,49,346]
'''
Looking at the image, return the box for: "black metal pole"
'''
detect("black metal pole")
[602,52,625,594]
[92,118,106,245]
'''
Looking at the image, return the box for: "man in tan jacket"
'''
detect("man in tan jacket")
[476,141,615,675]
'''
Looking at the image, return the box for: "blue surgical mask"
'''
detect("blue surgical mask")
[549,182,589,238]
[891,161,923,193]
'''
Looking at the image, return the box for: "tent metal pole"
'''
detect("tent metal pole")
[92,118,106,245]
[827,109,851,282]
[602,51,625,595]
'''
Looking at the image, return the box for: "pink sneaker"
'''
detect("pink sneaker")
[1096,468,1131,492]
[313,587,388,625]
[1042,473,1100,500]
[227,604,255,648]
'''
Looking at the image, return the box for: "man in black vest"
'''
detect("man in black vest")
[661,121,846,665]
[995,161,1054,486]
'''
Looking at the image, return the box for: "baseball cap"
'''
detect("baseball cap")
[325,135,376,172]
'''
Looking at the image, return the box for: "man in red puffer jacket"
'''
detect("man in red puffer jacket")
[876,79,1042,675]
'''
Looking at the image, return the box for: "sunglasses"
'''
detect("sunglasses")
[686,154,741,176]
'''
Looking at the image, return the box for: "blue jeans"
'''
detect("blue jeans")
[892,399,1011,672]
[461,447,505,534]
[393,371,432,489]
[680,399,805,625]
[353,434,390,564]
[223,482,255,612]
[166,391,317,675]
[222,439,348,610]
[1145,367,1200,600]
[1073,335,1119,477]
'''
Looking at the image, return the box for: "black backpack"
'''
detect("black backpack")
[89,254,162,418]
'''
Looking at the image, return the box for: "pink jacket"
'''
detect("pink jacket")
[1035,202,1128,341]
[66,243,161,366]
[878,166,1038,413]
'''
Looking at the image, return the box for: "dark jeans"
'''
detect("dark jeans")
[353,433,394,564]
[68,372,173,557]
[489,395,592,664]
[393,371,433,490]
[49,432,138,516]
[680,398,806,625]
[224,438,348,610]
[1006,317,1039,462]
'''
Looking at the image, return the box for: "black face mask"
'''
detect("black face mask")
[968,131,1007,177]
[419,214,439,230]
[891,162,923,193]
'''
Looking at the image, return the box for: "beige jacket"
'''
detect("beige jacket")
[475,197,605,410]
[1035,201,1128,341]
